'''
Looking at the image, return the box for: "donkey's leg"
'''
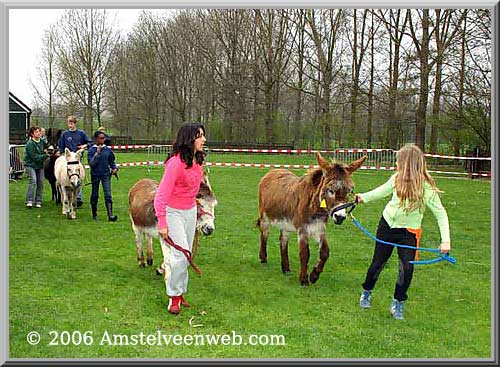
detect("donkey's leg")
[68,189,76,219]
[60,186,68,215]
[280,230,291,275]
[70,189,78,219]
[146,234,153,266]
[310,234,330,284]
[132,222,145,267]
[298,231,310,286]
[50,181,57,201]
[258,218,269,264]
[191,230,199,260]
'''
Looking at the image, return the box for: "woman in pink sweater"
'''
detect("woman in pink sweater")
[154,123,206,315]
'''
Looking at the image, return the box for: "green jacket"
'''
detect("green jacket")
[358,174,450,243]
[24,139,47,170]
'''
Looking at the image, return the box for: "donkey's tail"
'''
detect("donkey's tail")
[255,218,261,228]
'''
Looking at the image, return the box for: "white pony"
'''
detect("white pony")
[54,148,86,219]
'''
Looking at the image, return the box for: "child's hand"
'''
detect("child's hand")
[159,227,169,241]
[439,242,451,253]
[355,194,364,204]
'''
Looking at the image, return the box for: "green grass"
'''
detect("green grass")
[9,161,491,359]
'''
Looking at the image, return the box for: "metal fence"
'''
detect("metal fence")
[9,145,25,181]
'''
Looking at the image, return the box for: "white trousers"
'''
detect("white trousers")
[160,205,197,297]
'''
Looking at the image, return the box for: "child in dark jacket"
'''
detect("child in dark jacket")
[88,131,118,221]
[24,126,49,208]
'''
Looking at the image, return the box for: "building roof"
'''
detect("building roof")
[9,92,32,114]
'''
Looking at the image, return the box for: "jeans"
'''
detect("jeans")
[90,174,112,204]
[25,166,44,205]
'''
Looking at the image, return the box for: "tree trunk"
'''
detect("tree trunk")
[415,9,430,151]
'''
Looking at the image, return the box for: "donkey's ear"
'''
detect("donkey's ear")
[75,148,85,161]
[347,155,367,173]
[315,151,330,174]
[64,148,72,160]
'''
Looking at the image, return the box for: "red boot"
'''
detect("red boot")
[168,296,181,314]
[180,295,191,308]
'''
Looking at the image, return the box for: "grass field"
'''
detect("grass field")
[9,156,492,359]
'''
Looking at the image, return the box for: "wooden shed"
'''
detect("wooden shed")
[9,91,31,144]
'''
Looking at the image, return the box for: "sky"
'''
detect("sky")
[8,9,168,108]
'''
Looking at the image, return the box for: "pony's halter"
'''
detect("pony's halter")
[196,199,213,219]
[67,160,81,179]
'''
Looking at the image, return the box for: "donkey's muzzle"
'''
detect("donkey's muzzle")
[71,180,81,189]
[201,225,214,236]
[333,213,346,225]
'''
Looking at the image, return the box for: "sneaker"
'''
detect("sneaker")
[359,290,372,309]
[25,202,33,208]
[389,299,405,320]
[168,296,181,315]
[35,203,42,208]
[180,295,191,308]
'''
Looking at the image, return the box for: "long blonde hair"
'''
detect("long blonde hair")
[395,144,440,213]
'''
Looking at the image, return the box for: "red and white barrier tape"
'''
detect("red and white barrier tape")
[423,153,491,161]
[110,160,491,177]
[110,144,151,150]
[110,144,491,161]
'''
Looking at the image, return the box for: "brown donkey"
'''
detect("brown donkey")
[257,152,366,286]
[128,172,217,274]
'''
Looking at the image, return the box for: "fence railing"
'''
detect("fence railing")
[9,144,491,181]
[9,145,25,181]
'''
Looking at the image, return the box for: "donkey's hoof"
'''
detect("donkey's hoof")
[260,262,269,268]
[309,270,320,284]
[282,270,293,276]
[156,267,164,275]
[139,263,145,268]
[300,277,310,286]
[147,259,153,266]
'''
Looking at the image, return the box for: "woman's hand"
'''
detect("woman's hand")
[355,194,364,204]
[159,227,169,241]
[439,242,451,254]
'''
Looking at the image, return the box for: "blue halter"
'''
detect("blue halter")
[345,203,456,265]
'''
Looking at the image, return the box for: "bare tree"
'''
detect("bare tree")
[346,9,370,146]
[377,10,408,149]
[304,9,345,150]
[253,9,293,143]
[407,9,431,150]
[54,9,119,133]
[30,26,60,127]
[428,9,466,153]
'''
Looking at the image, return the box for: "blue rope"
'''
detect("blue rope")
[350,215,457,265]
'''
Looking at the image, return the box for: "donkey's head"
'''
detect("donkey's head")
[196,170,218,236]
[316,152,366,225]
[65,148,85,189]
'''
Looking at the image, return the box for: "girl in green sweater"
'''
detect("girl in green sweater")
[355,144,451,320]
[23,126,48,208]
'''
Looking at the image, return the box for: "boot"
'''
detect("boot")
[105,202,118,222]
[91,202,98,220]
[168,296,181,315]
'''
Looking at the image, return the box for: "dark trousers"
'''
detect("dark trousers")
[90,175,112,205]
[362,216,417,302]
